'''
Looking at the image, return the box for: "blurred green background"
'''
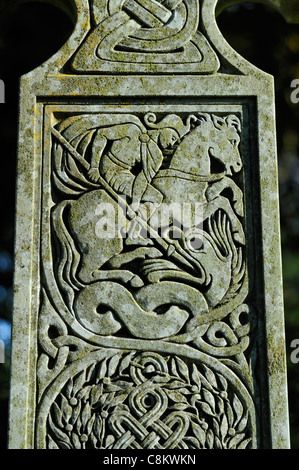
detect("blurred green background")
[0,1,298,449]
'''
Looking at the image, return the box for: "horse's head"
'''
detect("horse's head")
[196,113,242,176]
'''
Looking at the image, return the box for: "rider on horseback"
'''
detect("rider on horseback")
[87,113,196,216]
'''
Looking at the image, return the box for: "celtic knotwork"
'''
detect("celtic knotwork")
[42,351,254,449]
[70,0,220,73]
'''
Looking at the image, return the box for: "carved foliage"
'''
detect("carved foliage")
[45,352,253,449]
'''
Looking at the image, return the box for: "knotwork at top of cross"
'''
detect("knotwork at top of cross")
[70,0,221,73]
[14,0,298,75]
[2,0,295,77]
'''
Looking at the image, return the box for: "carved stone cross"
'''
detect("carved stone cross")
[7,0,294,449]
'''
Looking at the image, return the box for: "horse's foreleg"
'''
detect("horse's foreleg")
[108,246,163,268]
[204,197,245,245]
[206,178,244,217]
[91,269,144,288]
[146,269,208,287]
[79,264,144,288]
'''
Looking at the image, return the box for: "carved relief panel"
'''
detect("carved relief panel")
[8,0,289,450]
[35,103,258,449]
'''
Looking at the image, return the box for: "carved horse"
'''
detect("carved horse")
[151,113,244,243]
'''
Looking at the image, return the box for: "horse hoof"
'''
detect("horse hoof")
[130,275,144,288]
[233,201,244,217]
[234,230,245,245]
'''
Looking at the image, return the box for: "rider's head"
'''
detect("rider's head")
[144,112,198,146]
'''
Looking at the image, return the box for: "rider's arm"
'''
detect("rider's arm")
[88,124,135,182]
[88,131,108,181]
[131,170,148,211]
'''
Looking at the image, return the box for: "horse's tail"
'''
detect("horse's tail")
[51,200,84,310]
[208,210,246,303]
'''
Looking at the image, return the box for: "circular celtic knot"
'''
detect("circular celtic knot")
[108,353,190,449]
[44,351,253,449]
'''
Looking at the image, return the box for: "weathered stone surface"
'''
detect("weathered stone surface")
[8,0,290,449]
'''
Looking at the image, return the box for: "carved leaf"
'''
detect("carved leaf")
[206,429,214,449]
[65,378,74,401]
[105,434,115,449]
[197,401,216,416]
[237,409,248,433]
[170,357,180,379]
[217,374,228,392]
[86,414,96,436]
[228,433,246,449]
[212,417,220,438]
[99,393,110,407]
[58,440,72,449]
[71,432,81,449]
[202,389,216,414]
[165,389,189,404]
[77,385,91,403]
[73,370,86,394]
[225,401,234,428]
[93,415,103,442]
[102,392,116,409]
[220,414,229,442]
[71,401,81,425]
[216,395,224,415]
[48,413,72,448]
[215,436,222,449]
[109,393,127,408]
[191,421,206,447]
[107,354,121,377]
[237,438,251,449]
[170,403,190,411]
[119,352,135,375]
[60,394,72,423]
[47,435,59,449]
[81,402,91,428]
[175,356,190,382]
[233,394,244,426]
[191,364,201,389]
[90,385,103,406]
[75,415,82,435]
[183,437,201,449]
[203,365,218,389]
[97,359,107,382]
[167,380,189,390]
[52,402,63,428]
[86,363,96,383]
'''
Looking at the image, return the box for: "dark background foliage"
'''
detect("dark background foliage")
[0,1,298,449]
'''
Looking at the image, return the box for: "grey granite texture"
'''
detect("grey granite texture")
[8,0,291,449]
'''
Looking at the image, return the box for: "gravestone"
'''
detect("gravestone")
[8,0,292,449]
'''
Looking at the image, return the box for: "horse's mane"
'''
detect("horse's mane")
[196,113,241,133]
